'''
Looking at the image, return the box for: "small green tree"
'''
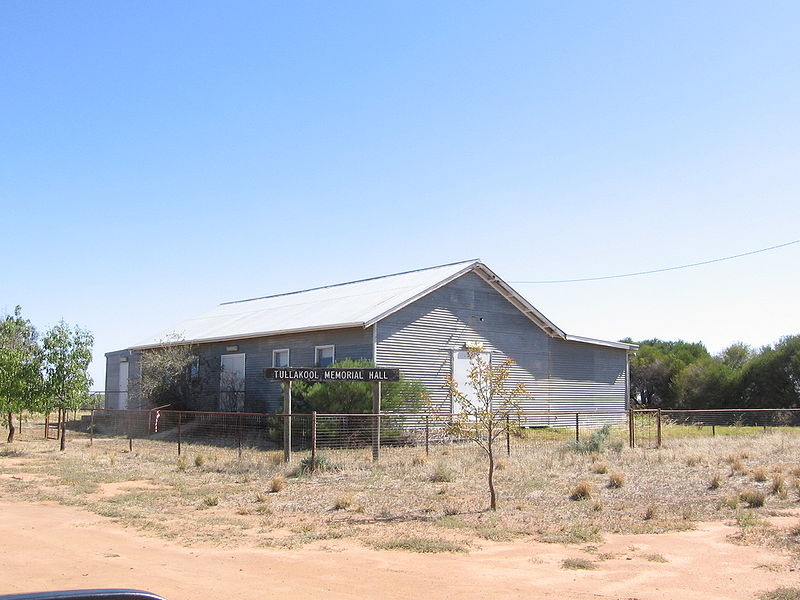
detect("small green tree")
[135,336,203,410]
[444,348,526,510]
[42,321,94,450]
[291,358,427,414]
[291,358,428,446]
[0,306,45,442]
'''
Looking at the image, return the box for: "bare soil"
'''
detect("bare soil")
[2,427,800,599]
[0,500,797,600]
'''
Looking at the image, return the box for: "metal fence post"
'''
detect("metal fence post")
[311,411,317,471]
[425,415,430,457]
[89,409,94,446]
[177,412,182,456]
[656,409,662,448]
[237,413,243,458]
[575,413,580,443]
[712,423,716,437]
[628,408,635,449]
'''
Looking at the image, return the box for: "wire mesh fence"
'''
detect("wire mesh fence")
[41,407,800,458]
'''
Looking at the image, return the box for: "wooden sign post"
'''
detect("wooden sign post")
[264,368,400,463]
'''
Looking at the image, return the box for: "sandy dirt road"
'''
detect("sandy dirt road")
[0,501,797,600]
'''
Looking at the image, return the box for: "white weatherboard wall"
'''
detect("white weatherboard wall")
[375,271,628,424]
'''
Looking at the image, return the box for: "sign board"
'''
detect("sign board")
[264,367,400,382]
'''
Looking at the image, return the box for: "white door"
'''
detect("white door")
[118,362,129,410]
[220,353,246,411]
[451,350,491,415]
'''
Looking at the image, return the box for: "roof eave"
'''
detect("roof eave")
[472,263,567,339]
[129,322,366,351]
[564,334,639,351]
[362,261,481,328]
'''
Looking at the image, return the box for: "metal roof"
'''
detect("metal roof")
[130,260,637,352]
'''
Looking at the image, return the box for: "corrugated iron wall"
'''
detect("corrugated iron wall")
[376,271,628,426]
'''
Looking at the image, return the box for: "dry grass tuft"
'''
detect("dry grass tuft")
[608,472,625,489]
[371,537,467,553]
[333,494,355,510]
[709,472,723,490]
[739,488,766,508]
[644,504,658,520]
[267,452,284,466]
[591,461,608,474]
[194,454,206,468]
[411,453,429,466]
[202,495,218,507]
[644,552,668,563]
[686,455,701,467]
[771,474,787,496]
[729,458,746,476]
[789,466,800,478]
[269,474,286,493]
[495,458,508,471]
[562,557,596,570]
[430,462,454,483]
[570,481,594,501]
[721,495,739,510]
[759,588,800,600]
[177,455,188,471]
[255,491,270,503]
[752,466,769,482]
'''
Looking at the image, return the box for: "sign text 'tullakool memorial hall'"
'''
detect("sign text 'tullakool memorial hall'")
[263,368,400,382]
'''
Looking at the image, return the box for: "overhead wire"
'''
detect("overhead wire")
[510,239,800,285]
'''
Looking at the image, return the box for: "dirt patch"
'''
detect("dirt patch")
[0,500,797,600]
[89,480,165,499]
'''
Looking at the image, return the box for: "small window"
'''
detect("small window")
[315,345,335,367]
[273,348,290,368]
[188,358,200,379]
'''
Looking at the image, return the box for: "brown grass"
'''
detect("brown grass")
[2,422,799,551]
[739,488,766,508]
[608,472,625,489]
[570,481,594,500]
[269,475,286,493]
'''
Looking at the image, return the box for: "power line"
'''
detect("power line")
[510,239,800,284]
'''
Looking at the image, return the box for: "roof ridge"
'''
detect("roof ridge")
[219,259,481,306]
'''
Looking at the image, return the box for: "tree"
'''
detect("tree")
[627,339,710,407]
[672,358,737,409]
[444,348,526,511]
[42,322,94,450]
[0,306,45,442]
[292,358,427,414]
[718,342,754,370]
[134,336,204,410]
[291,358,428,446]
[739,335,800,409]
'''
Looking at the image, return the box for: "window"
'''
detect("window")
[273,348,289,368]
[188,358,200,379]
[315,345,335,367]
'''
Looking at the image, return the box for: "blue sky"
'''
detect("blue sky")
[2,1,798,386]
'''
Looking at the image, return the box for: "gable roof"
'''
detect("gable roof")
[130,260,637,351]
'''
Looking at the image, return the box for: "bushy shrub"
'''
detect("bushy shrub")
[569,425,613,454]
[299,453,333,475]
